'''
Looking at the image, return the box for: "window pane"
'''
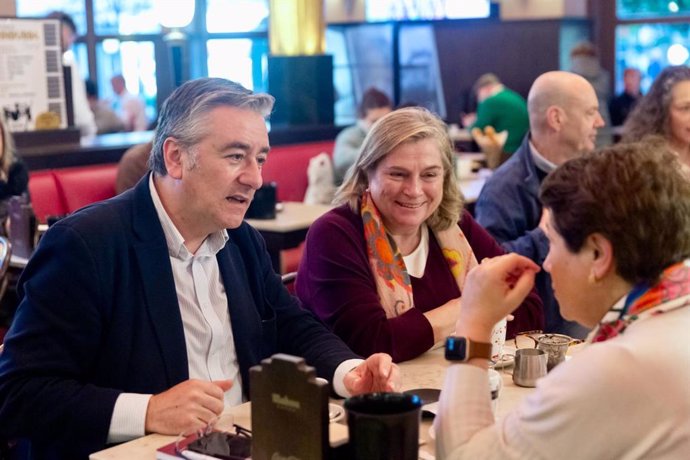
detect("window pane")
[326,28,355,125]
[367,0,490,21]
[93,0,160,35]
[399,25,446,118]
[206,39,268,92]
[617,0,690,19]
[344,24,394,112]
[615,23,690,93]
[16,2,86,35]
[206,0,268,32]
[96,40,158,123]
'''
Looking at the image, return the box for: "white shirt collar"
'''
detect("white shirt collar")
[529,139,558,174]
[148,174,228,259]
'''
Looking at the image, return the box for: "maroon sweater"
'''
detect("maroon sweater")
[296,205,544,362]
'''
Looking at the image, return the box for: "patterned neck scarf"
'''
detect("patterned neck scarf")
[592,260,690,342]
[360,192,478,318]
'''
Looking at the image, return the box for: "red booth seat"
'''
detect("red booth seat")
[28,164,118,223]
[27,140,335,273]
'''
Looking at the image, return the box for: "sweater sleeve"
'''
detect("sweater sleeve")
[296,208,435,362]
[460,212,544,337]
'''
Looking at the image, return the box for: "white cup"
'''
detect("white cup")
[490,317,508,364]
[456,157,474,178]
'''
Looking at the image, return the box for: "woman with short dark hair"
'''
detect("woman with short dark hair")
[435,139,690,458]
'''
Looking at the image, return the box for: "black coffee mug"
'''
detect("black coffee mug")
[344,392,421,460]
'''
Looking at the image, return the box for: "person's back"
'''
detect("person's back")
[473,87,529,154]
[333,88,392,184]
[116,141,152,194]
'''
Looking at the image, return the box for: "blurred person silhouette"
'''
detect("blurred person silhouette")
[47,11,97,137]
[462,73,529,155]
[333,87,392,185]
[608,67,643,127]
[115,140,152,194]
[569,41,611,144]
[85,79,125,134]
[110,74,149,132]
[623,65,690,171]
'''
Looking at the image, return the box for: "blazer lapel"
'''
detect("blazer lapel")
[131,175,189,386]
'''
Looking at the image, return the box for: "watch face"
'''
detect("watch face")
[445,336,467,361]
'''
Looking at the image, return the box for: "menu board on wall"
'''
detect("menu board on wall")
[0,17,67,132]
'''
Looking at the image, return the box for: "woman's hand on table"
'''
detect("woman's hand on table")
[144,379,233,435]
[456,254,539,338]
[344,353,401,394]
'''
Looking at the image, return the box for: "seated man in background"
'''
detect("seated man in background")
[85,79,125,134]
[462,73,529,155]
[111,74,149,132]
[474,71,605,339]
[333,87,392,185]
[0,78,399,459]
[609,67,643,127]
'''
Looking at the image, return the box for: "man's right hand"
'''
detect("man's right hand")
[144,379,233,435]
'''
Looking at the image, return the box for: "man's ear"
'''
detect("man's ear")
[545,105,563,131]
[162,138,184,179]
[587,233,615,281]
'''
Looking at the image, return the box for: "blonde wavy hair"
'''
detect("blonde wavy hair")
[334,107,462,231]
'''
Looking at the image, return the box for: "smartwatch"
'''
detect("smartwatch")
[445,336,493,362]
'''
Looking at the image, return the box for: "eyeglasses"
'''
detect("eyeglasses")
[513,330,583,349]
[513,330,543,349]
[177,424,252,460]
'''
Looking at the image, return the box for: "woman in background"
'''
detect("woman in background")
[623,65,690,169]
[0,118,29,211]
[435,140,690,458]
[296,107,543,362]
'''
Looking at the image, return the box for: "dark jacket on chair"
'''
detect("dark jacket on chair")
[0,174,357,459]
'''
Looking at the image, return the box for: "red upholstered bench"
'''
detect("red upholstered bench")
[263,141,335,273]
[28,164,118,223]
[27,140,335,272]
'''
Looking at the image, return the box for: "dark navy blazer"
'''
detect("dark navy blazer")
[0,174,357,459]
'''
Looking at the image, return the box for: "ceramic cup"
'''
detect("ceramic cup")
[512,348,548,387]
[490,317,508,364]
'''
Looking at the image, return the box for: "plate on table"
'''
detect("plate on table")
[328,403,344,423]
[492,354,515,369]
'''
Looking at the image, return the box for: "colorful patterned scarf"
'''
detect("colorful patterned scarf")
[361,191,478,318]
[592,260,690,342]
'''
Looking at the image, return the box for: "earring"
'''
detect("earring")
[588,272,600,284]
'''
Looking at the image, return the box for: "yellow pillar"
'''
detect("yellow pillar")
[269,0,325,56]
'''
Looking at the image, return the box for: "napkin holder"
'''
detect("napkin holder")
[246,182,277,219]
[250,353,330,460]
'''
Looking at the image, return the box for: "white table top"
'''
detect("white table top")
[244,202,332,233]
[458,169,491,204]
[89,346,533,459]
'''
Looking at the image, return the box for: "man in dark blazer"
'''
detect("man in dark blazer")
[0,78,399,459]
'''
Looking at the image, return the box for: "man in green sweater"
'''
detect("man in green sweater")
[462,73,529,154]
